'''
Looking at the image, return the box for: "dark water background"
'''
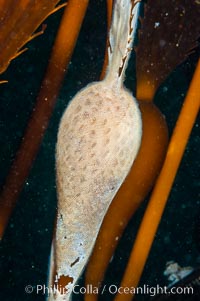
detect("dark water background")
[0,0,199,300]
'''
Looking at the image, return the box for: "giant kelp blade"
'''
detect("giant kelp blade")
[0,0,65,75]
[136,0,200,101]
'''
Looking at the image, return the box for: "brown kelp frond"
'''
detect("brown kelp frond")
[186,37,200,57]
[45,2,67,18]
[8,24,47,65]
[136,0,200,101]
[24,23,47,44]
[0,0,89,240]
[8,48,28,63]
[0,0,66,75]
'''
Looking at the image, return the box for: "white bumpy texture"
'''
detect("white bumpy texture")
[48,1,142,300]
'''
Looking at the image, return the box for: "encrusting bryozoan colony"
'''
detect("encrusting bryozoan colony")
[48,1,142,300]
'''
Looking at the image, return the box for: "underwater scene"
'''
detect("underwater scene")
[0,1,199,301]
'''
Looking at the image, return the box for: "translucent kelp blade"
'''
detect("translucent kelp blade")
[136,0,200,101]
[0,0,89,239]
[0,0,66,75]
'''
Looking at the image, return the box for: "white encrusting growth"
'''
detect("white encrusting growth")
[48,1,142,300]
[106,0,141,84]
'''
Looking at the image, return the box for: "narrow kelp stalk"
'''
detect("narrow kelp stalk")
[114,59,200,301]
[0,0,89,239]
[0,0,66,76]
